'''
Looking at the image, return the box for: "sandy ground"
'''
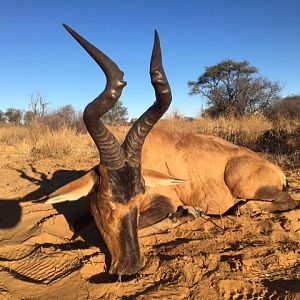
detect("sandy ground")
[0,145,300,299]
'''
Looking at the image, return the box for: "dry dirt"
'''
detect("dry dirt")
[0,145,300,300]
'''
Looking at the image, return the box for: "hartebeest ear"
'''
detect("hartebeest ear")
[33,170,98,204]
[142,169,188,188]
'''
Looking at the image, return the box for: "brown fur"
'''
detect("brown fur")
[40,127,298,275]
[88,165,145,274]
[141,128,296,214]
[43,127,297,215]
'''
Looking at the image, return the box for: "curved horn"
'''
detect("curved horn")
[63,24,126,170]
[122,31,172,167]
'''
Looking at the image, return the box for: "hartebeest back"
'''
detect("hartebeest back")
[35,24,299,275]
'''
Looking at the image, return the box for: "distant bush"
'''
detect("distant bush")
[255,127,300,155]
[102,100,128,126]
[265,95,300,120]
[42,105,86,133]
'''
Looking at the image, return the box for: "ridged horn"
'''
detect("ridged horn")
[122,31,172,167]
[63,24,126,170]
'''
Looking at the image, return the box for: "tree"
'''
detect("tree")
[4,108,23,125]
[29,91,49,117]
[23,110,36,125]
[188,59,281,118]
[44,105,77,130]
[24,92,49,125]
[267,95,300,120]
[0,110,6,124]
[102,100,128,125]
[25,92,49,124]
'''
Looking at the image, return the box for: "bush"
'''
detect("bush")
[266,95,300,120]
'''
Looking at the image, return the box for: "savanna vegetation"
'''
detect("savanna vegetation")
[0,59,299,167]
[1,103,299,168]
[1,61,300,299]
[188,59,281,118]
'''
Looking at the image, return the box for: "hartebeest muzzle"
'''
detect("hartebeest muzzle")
[109,208,145,275]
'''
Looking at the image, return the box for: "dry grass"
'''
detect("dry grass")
[0,126,29,146]
[158,114,273,149]
[0,124,97,159]
[0,123,129,160]
[28,125,97,159]
[1,115,299,166]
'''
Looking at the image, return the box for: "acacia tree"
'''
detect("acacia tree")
[188,59,281,117]
[102,100,128,125]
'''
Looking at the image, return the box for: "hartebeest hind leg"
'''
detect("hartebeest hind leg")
[69,203,202,240]
[224,155,299,213]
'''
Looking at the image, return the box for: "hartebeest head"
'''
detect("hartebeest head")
[56,24,172,275]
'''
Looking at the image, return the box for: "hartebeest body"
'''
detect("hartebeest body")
[36,24,298,275]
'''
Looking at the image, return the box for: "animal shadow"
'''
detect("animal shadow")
[0,165,86,229]
[263,278,300,295]
[16,164,87,201]
[0,199,22,228]
[1,165,113,275]
[7,166,110,259]
[88,273,137,284]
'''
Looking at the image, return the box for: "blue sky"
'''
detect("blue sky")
[1,0,299,119]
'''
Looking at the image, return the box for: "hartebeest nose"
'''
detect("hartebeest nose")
[108,206,145,275]
[109,254,145,275]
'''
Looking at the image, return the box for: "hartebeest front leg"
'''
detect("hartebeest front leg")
[139,206,203,237]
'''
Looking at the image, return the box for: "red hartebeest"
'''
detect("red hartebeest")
[35,24,299,275]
